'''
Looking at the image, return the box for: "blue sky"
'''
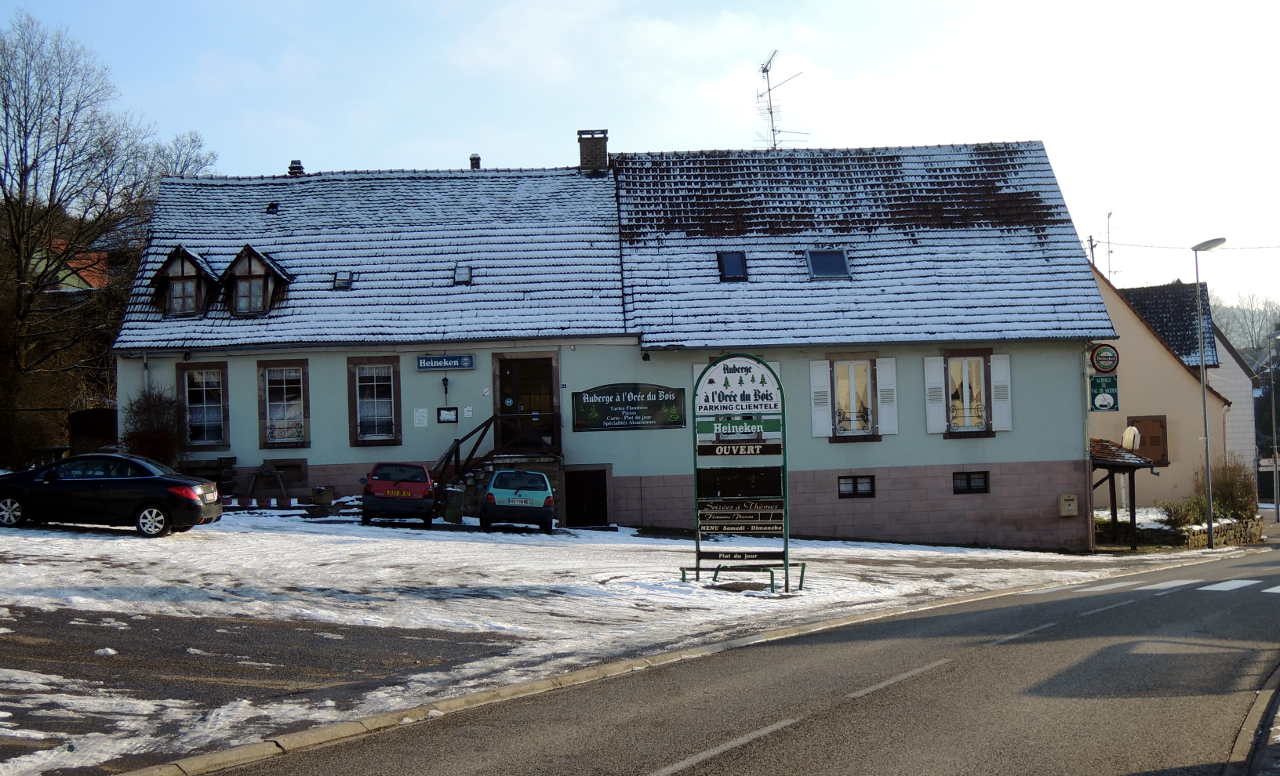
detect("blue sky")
[7,0,1278,304]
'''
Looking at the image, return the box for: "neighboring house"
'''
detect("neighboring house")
[115,132,1115,551]
[1209,324,1258,469]
[1089,271,1229,508]
[1117,280,1255,472]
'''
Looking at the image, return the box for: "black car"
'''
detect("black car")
[0,453,222,537]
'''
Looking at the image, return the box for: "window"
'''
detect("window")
[838,475,875,498]
[947,355,987,431]
[809,357,897,440]
[453,265,472,285]
[717,251,748,282]
[924,352,1012,436]
[1126,415,1169,466]
[834,360,875,435]
[258,360,309,448]
[806,250,849,279]
[235,276,267,314]
[347,357,401,446]
[178,363,229,449]
[953,471,989,494]
[168,279,196,315]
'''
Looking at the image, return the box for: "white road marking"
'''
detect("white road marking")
[1197,580,1263,591]
[1134,579,1202,591]
[1073,581,1137,592]
[1262,586,1280,594]
[846,659,952,699]
[646,718,798,776]
[1078,599,1136,617]
[987,622,1057,646]
[1015,586,1073,595]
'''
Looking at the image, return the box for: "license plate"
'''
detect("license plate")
[202,492,217,503]
[507,497,531,505]
[385,490,413,498]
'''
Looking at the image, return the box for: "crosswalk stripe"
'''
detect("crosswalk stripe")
[1262,586,1280,594]
[1073,581,1137,592]
[1196,580,1262,591]
[1134,579,1202,591]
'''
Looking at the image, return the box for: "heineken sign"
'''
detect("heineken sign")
[571,383,685,432]
[417,354,474,371]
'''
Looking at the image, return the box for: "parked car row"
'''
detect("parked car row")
[0,454,555,538]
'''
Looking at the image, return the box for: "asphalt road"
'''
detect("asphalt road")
[228,542,1280,776]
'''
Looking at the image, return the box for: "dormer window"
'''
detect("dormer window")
[150,246,216,317]
[220,245,294,317]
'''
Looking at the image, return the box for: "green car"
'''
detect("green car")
[479,469,555,534]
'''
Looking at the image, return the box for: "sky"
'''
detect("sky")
[5,0,1277,305]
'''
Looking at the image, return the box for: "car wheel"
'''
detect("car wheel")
[0,497,26,528]
[135,505,172,538]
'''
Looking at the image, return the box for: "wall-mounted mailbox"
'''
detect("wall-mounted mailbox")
[1058,493,1079,517]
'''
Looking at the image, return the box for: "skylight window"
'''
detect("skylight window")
[807,250,849,279]
[717,251,748,282]
[332,271,352,290]
[453,266,472,286]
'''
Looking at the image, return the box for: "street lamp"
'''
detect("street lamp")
[1192,237,1225,548]
[1271,324,1279,524]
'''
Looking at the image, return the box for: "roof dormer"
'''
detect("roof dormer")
[219,245,294,317]
[149,246,217,317]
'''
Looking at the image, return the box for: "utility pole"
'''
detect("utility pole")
[1087,236,1098,267]
[1106,211,1113,279]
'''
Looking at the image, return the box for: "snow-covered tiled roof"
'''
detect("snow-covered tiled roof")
[613,143,1115,348]
[115,168,623,350]
[1117,281,1219,368]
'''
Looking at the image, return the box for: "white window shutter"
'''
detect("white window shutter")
[991,354,1012,431]
[809,360,832,437]
[924,356,946,434]
[875,357,897,435]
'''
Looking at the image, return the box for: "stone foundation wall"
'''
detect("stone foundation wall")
[616,459,1092,552]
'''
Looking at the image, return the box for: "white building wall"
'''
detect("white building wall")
[1208,332,1257,467]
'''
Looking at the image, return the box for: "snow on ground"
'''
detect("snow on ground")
[0,510,1237,774]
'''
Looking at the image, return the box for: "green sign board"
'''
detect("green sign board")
[571,383,685,431]
[1090,375,1119,412]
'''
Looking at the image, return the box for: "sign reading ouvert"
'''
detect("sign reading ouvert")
[690,354,796,592]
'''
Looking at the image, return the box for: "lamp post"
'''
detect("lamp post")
[1271,325,1279,524]
[1192,237,1225,548]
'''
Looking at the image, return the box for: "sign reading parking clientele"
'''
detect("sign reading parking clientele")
[416,354,475,371]
[689,354,796,591]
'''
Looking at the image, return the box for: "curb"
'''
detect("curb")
[1235,660,1280,776]
[121,544,1272,775]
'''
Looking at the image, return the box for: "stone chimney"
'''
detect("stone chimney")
[287,160,305,177]
[469,154,481,170]
[577,130,608,172]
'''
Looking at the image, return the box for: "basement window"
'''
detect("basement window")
[952,471,989,495]
[807,250,849,279]
[717,251,748,282]
[838,475,875,498]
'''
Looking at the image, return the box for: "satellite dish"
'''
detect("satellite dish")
[1122,425,1141,451]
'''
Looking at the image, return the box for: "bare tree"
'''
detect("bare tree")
[1212,293,1280,368]
[0,12,215,464]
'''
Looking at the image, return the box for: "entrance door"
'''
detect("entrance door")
[495,356,558,450]
[564,469,608,527]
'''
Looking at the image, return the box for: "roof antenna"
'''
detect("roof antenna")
[757,50,805,150]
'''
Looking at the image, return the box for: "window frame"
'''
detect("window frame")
[234,275,268,315]
[257,359,310,449]
[347,356,402,447]
[176,361,230,451]
[832,358,878,438]
[806,249,850,279]
[838,475,876,499]
[942,349,994,438]
[1126,414,1170,467]
[716,251,748,282]
[168,278,197,316]
[952,471,990,495]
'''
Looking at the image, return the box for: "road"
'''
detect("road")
[228,542,1280,776]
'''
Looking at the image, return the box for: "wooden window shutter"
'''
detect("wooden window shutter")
[990,354,1012,431]
[924,356,946,434]
[1127,415,1169,466]
[810,360,832,437]
[875,357,897,435]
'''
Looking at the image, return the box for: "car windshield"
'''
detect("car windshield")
[371,464,427,482]
[493,472,548,491]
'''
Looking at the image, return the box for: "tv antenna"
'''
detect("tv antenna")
[757,50,805,150]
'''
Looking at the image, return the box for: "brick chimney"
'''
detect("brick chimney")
[287,160,304,177]
[469,154,481,170]
[577,130,608,172]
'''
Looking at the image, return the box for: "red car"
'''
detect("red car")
[360,462,435,524]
